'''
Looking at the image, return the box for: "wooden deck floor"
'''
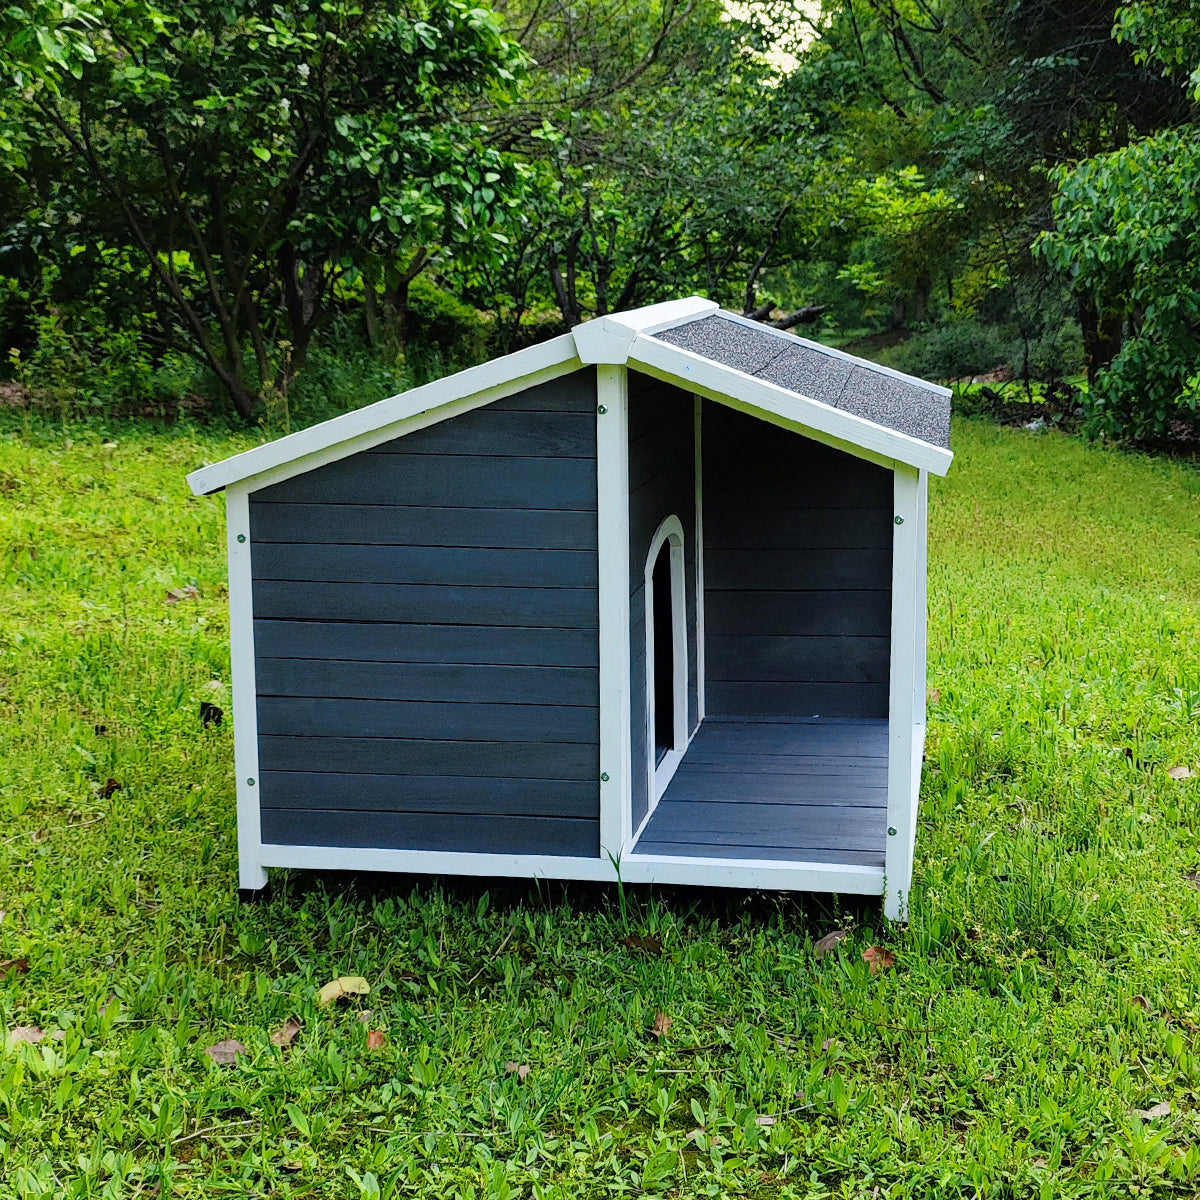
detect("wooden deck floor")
[631,719,888,866]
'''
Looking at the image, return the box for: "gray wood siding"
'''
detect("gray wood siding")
[248,369,600,857]
[627,373,699,832]
[702,402,893,719]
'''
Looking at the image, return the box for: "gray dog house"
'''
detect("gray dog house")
[189,297,952,918]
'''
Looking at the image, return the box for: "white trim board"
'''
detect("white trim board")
[258,842,886,896]
[629,335,953,477]
[187,334,582,495]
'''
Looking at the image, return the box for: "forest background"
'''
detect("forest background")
[3,0,1200,444]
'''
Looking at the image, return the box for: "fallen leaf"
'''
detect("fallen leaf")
[99,778,122,799]
[1133,1101,1171,1119]
[623,933,663,956]
[1132,994,1152,1013]
[366,1030,387,1051]
[686,1127,706,1144]
[0,957,29,978]
[1185,872,1200,889]
[281,1161,302,1174]
[316,976,370,1006]
[863,946,896,975]
[652,1012,673,1039]
[754,1114,776,1127]
[9,1025,44,1045]
[1168,766,1192,780]
[505,1061,531,1080]
[270,1017,302,1047]
[31,829,46,843]
[814,929,848,960]
[200,702,223,729]
[205,1038,247,1066]
[821,1036,836,1052]
[166,585,201,605]
[357,1009,374,1024]
[927,688,941,705]
[51,1030,65,1042]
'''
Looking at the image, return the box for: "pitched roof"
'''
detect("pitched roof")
[188,296,951,496]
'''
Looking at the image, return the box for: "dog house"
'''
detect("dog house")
[188,297,951,918]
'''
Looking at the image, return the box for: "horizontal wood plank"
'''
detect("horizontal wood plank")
[258,735,598,779]
[705,590,890,637]
[693,719,888,757]
[667,769,887,805]
[632,840,884,867]
[367,408,594,458]
[706,634,889,683]
[253,544,597,588]
[704,507,893,550]
[256,658,598,706]
[253,453,596,510]
[254,621,598,667]
[706,681,888,719]
[259,772,598,818]
[253,580,599,627]
[261,808,599,857]
[705,549,890,592]
[257,696,600,743]
[638,800,884,850]
[249,504,597,549]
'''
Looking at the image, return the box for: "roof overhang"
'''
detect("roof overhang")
[188,296,951,496]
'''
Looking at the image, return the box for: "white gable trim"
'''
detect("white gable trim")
[187,333,582,495]
[573,296,719,364]
[627,334,954,476]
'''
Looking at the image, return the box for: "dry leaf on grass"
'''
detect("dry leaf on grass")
[0,957,28,978]
[366,1030,387,1051]
[1133,1101,1171,1119]
[205,1038,247,1066]
[316,976,370,1006]
[1132,994,1152,1013]
[9,1025,45,1045]
[754,1114,777,1127]
[505,1061,531,1080]
[863,947,896,975]
[99,778,122,799]
[623,934,663,956]
[814,930,848,960]
[270,1017,302,1047]
[821,1036,837,1053]
[1185,872,1200,889]
[166,585,201,605]
[1168,766,1192,780]
[652,1012,673,1039]
[30,829,46,844]
[927,688,941,705]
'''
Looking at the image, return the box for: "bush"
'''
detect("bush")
[891,320,1014,382]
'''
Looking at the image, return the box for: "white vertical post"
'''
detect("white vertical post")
[596,364,632,860]
[884,465,920,920]
[225,485,268,892]
[911,470,929,851]
[693,395,705,726]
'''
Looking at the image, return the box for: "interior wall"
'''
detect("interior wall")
[628,372,698,833]
[702,401,893,719]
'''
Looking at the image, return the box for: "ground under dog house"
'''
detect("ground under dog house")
[189,297,952,919]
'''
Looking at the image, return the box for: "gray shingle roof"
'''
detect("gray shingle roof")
[652,312,950,450]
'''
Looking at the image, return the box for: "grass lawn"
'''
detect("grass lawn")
[3,413,1200,1198]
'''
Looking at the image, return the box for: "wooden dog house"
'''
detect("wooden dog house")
[188,297,952,918]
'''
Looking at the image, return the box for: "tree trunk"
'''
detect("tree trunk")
[1077,294,1124,385]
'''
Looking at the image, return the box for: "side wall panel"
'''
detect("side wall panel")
[248,369,601,857]
[702,401,893,719]
[627,373,698,833]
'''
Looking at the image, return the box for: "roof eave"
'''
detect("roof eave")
[627,333,954,477]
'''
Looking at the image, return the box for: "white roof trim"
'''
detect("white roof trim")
[572,296,719,364]
[187,333,581,495]
[628,334,954,476]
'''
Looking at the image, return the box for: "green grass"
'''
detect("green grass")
[3,413,1200,1198]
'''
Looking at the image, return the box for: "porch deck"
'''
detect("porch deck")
[631,718,888,867]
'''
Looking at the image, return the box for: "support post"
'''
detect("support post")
[226,486,268,894]
[596,364,632,860]
[884,465,921,920]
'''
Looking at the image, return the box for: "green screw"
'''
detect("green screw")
[887,826,897,836]
[597,404,608,415]
[247,778,256,787]
[601,772,610,782]
[237,533,246,543]
[894,515,904,525]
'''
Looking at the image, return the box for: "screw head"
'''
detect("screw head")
[237,533,247,543]
[887,826,897,836]
[247,778,256,787]
[601,772,610,782]
[597,404,608,415]
[894,515,904,525]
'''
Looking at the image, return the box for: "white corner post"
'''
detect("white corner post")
[911,470,929,852]
[885,465,921,920]
[225,485,268,893]
[596,364,633,862]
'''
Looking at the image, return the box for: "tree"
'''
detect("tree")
[7,0,526,417]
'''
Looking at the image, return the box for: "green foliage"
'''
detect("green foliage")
[4,417,1200,1195]
[890,319,1014,382]
[1040,130,1200,439]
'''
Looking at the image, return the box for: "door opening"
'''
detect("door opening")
[652,542,674,765]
